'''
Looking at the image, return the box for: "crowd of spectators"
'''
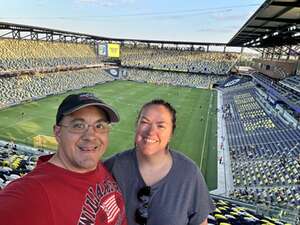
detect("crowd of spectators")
[121,46,239,75]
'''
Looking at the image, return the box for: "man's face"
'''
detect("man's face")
[54,106,109,173]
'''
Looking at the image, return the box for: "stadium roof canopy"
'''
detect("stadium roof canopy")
[0,21,227,47]
[228,0,300,48]
[0,21,110,44]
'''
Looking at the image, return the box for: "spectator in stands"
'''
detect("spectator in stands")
[105,99,214,225]
[0,93,127,225]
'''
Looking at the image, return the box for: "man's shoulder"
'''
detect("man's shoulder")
[0,169,53,225]
[0,170,46,201]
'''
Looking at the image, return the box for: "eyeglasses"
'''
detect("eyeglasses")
[135,186,151,225]
[59,120,111,134]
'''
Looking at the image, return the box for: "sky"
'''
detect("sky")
[0,0,265,44]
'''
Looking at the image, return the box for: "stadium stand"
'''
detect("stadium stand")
[123,68,228,89]
[120,46,239,75]
[209,197,294,225]
[279,76,300,94]
[221,81,300,212]
[0,39,104,72]
[252,73,300,109]
[0,68,114,108]
[0,142,41,189]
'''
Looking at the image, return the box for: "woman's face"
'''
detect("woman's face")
[135,104,173,156]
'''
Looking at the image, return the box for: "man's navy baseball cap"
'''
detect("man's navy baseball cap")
[56,93,120,124]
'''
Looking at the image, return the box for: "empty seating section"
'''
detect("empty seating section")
[253,73,300,107]
[233,92,276,133]
[0,145,39,189]
[124,68,227,88]
[208,198,292,225]
[280,75,300,94]
[0,39,102,72]
[0,68,114,108]
[121,46,239,75]
[223,83,300,210]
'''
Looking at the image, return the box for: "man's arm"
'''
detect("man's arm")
[0,178,53,225]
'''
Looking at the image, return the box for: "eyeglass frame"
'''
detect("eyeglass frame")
[58,119,112,134]
[135,186,151,225]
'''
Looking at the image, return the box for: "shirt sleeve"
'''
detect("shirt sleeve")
[188,167,215,225]
[0,177,53,225]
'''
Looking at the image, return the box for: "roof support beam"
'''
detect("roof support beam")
[255,17,300,24]
[271,2,300,7]
[12,30,20,39]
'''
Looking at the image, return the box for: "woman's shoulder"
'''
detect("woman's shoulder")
[171,149,200,172]
[107,148,134,160]
[103,148,134,169]
[170,149,207,188]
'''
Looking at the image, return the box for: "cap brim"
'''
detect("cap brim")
[63,103,120,123]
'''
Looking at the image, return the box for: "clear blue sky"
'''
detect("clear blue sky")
[0,0,265,43]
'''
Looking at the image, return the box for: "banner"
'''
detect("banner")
[99,43,108,56]
[105,68,119,78]
[107,43,120,58]
[33,135,57,150]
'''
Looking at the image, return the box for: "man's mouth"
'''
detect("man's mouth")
[78,145,98,151]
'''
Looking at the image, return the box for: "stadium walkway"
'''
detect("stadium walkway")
[210,90,233,196]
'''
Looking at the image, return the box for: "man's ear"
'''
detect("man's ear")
[53,125,62,144]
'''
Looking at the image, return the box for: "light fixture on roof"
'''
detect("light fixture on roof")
[289,25,296,31]
[273,31,279,36]
[292,32,300,37]
[262,35,268,39]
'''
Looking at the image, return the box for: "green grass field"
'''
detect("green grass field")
[0,80,217,190]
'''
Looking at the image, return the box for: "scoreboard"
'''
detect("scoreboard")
[98,43,120,58]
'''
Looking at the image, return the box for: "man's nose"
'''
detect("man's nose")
[82,125,97,138]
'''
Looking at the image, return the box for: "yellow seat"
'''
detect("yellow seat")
[214,214,227,220]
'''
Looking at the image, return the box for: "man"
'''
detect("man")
[0,93,127,225]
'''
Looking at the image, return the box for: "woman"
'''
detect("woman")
[105,99,215,225]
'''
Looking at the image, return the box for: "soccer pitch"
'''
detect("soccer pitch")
[0,80,217,190]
